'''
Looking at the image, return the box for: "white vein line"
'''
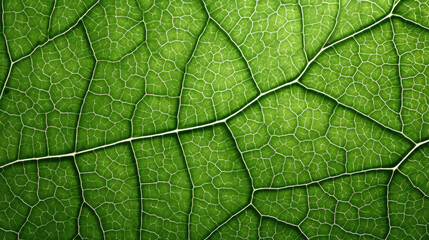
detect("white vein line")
[298,0,308,63]
[0,0,100,103]
[391,14,429,32]
[74,21,97,152]
[225,122,255,189]
[201,0,262,94]
[10,0,100,64]
[254,212,309,239]
[0,11,412,169]
[297,81,416,144]
[203,204,252,240]
[129,143,143,239]
[397,169,429,198]
[176,18,210,129]
[254,138,429,192]
[177,133,195,240]
[254,168,394,192]
[385,171,395,239]
[47,0,57,35]
[392,138,429,171]
[322,12,394,51]
[0,55,12,100]
[73,154,107,239]
[323,0,341,48]
[0,0,13,101]
[390,18,405,133]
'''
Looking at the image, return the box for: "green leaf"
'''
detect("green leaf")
[0,0,428,239]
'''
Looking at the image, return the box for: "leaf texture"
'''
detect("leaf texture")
[0,0,428,239]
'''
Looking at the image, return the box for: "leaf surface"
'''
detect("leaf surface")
[0,0,428,239]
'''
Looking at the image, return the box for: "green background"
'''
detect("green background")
[0,0,428,239]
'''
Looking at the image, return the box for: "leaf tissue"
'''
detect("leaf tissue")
[0,0,428,239]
